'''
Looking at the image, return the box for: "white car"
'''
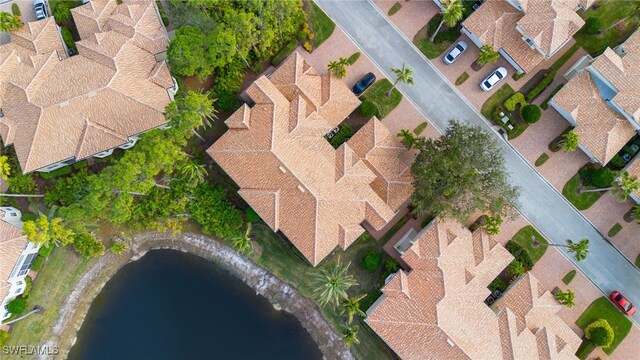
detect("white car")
[443,41,468,64]
[480,67,508,91]
[34,0,47,20]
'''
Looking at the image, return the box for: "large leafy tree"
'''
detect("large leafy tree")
[0,11,23,32]
[22,215,75,247]
[411,120,520,221]
[312,257,357,307]
[585,319,614,348]
[430,0,464,42]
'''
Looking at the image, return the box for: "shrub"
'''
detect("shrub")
[362,252,382,272]
[579,167,615,188]
[110,242,128,254]
[73,232,106,259]
[585,319,614,348]
[414,122,428,136]
[246,207,261,223]
[359,100,377,117]
[303,41,313,52]
[584,17,602,35]
[22,276,33,299]
[37,166,72,180]
[347,52,361,65]
[521,104,541,123]
[525,70,556,102]
[328,124,354,148]
[188,183,244,239]
[61,27,76,50]
[505,241,533,269]
[504,92,526,111]
[541,83,564,110]
[0,330,8,347]
[38,244,54,257]
[384,259,400,274]
[213,89,240,112]
[7,298,27,315]
[156,1,169,26]
[488,278,507,292]
[8,173,36,194]
[359,290,383,312]
[562,270,576,285]
[609,155,626,169]
[508,260,525,277]
[11,3,21,16]
[30,255,45,272]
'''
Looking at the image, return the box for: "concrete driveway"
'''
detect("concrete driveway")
[315,0,640,327]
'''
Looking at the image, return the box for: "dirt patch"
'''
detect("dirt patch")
[41,232,353,360]
[182,75,215,92]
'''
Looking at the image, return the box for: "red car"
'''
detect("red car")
[610,291,636,316]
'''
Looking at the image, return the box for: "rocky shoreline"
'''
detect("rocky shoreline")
[41,232,354,360]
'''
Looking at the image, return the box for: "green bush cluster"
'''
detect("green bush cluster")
[156,1,169,26]
[245,207,261,223]
[540,83,564,110]
[110,242,128,254]
[488,278,507,292]
[358,290,383,312]
[328,124,354,149]
[188,183,244,240]
[609,154,626,169]
[61,27,76,50]
[38,166,72,180]
[22,276,33,299]
[521,104,541,123]
[505,241,533,269]
[525,70,556,102]
[73,232,106,259]
[504,92,526,112]
[585,319,614,348]
[30,255,46,272]
[584,17,602,35]
[8,173,36,194]
[579,167,615,188]
[7,298,26,316]
[45,169,90,206]
[347,52,361,65]
[11,3,21,16]
[362,252,382,272]
[38,244,54,257]
[271,40,298,67]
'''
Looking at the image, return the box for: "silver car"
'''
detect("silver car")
[480,67,508,91]
[443,41,468,64]
[34,0,48,20]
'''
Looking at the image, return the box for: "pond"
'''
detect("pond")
[68,250,322,360]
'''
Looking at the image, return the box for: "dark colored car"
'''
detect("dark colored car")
[610,291,636,316]
[353,72,376,96]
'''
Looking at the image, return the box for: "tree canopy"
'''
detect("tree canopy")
[411,120,519,221]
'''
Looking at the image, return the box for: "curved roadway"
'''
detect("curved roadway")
[315,0,640,326]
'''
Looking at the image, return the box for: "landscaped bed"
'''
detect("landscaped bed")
[575,297,632,356]
[562,174,603,210]
[360,79,402,119]
[413,14,460,60]
[574,0,640,56]
[482,86,539,139]
[305,0,335,48]
[510,225,548,264]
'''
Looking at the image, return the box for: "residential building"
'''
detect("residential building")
[366,219,581,360]
[0,0,177,174]
[207,52,414,266]
[0,207,40,324]
[460,0,592,74]
[550,28,640,165]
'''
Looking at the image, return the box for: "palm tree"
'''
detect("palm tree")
[557,131,579,152]
[581,171,640,201]
[341,325,360,348]
[631,204,640,224]
[179,162,208,187]
[0,11,23,32]
[429,0,464,42]
[550,238,590,261]
[232,223,254,256]
[312,256,358,307]
[340,294,366,324]
[476,44,500,66]
[397,129,417,149]
[387,63,414,97]
[482,215,503,236]
[327,57,349,79]
[554,289,575,308]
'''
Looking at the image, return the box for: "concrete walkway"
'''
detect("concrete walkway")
[315,0,640,326]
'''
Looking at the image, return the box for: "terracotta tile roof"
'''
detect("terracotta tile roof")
[552,70,636,164]
[0,210,28,307]
[365,220,581,360]
[207,52,414,266]
[463,0,586,72]
[0,0,173,173]
[590,29,640,122]
[463,0,544,72]
[517,0,584,56]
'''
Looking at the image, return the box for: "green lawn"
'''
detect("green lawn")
[7,247,94,348]
[360,79,402,119]
[562,174,603,210]
[388,2,402,16]
[455,72,469,86]
[574,0,640,56]
[575,297,632,355]
[249,224,397,360]
[562,270,576,285]
[413,24,452,59]
[608,223,623,237]
[535,153,550,167]
[480,84,515,119]
[511,225,548,263]
[307,1,335,48]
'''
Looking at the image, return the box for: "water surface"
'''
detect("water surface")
[68,250,322,360]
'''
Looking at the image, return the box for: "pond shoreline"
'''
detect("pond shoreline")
[41,232,354,360]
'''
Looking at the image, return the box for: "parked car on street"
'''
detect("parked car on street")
[34,0,48,20]
[443,41,468,64]
[610,291,636,316]
[480,67,508,91]
[353,72,376,96]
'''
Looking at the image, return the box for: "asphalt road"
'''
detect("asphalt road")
[315,0,640,326]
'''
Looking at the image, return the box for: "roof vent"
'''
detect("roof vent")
[446,338,455,347]
[59,101,69,108]
[87,91,97,98]
[297,185,305,193]
[278,166,287,173]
